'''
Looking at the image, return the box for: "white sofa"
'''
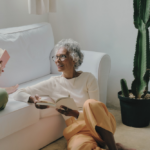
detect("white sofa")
[0,22,111,150]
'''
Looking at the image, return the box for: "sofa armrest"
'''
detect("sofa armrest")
[79,50,111,104]
[98,54,111,104]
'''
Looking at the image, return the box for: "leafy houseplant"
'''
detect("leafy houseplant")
[118,0,150,127]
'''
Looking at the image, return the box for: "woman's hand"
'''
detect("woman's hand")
[28,94,49,109]
[0,61,4,75]
[4,84,19,94]
[56,105,79,119]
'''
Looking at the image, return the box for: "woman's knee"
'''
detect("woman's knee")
[0,89,8,109]
[83,99,105,116]
[0,89,8,99]
[84,99,101,109]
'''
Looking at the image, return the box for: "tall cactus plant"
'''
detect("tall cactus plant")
[121,0,150,98]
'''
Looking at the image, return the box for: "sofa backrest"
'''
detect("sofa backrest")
[0,22,54,87]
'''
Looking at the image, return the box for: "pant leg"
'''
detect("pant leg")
[63,99,116,149]
[83,99,116,143]
[64,117,105,150]
[67,133,104,150]
[0,88,8,111]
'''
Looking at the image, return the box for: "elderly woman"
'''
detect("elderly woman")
[0,61,18,110]
[14,39,134,150]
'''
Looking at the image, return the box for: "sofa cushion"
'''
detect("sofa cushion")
[0,100,39,140]
[10,74,61,119]
[0,22,54,87]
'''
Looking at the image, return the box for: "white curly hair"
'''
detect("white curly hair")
[54,39,84,70]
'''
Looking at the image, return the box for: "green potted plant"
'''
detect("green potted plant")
[118,0,150,127]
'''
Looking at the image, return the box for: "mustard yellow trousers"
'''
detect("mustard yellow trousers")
[63,99,116,150]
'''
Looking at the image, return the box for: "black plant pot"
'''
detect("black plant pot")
[118,90,150,128]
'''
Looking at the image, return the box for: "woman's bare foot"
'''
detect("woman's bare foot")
[116,143,136,150]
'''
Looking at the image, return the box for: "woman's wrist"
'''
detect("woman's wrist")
[28,96,34,103]
[73,110,79,119]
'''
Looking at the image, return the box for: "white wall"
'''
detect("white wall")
[0,0,49,29]
[0,0,140,108]
[49,0,137,108]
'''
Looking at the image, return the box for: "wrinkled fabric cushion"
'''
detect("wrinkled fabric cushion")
[10,74,61,119]
[0,22,54,87]
[0,100,39,140]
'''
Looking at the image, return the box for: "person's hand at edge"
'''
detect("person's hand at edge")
[4,84,19,94]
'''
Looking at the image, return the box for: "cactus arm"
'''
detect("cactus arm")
[143,29,150,94]
[147,18,150,28]
[140,0,150,24]
[134,0,142,29]
[120,79,129,97]
[132,29,147,98]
